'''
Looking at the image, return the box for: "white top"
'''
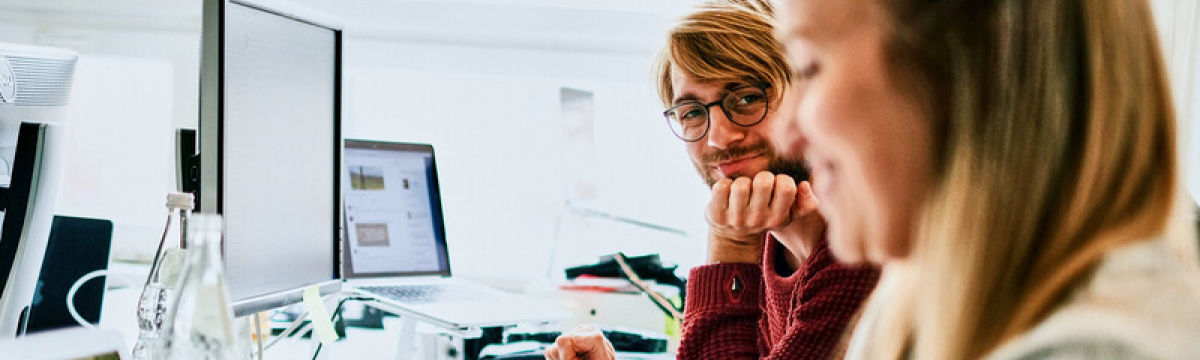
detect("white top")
[845,238,1200,359]
[985,238,1200,359]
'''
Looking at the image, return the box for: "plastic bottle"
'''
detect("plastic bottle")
[157,214,240,359]
[132,192,194,359]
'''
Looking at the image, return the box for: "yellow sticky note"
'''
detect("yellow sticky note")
[302,285,340,345]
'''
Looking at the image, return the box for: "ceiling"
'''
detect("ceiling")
[0,0,701,53]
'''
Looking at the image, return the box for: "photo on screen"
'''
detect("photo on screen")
[355,223,390,247]
[349,165,386,190]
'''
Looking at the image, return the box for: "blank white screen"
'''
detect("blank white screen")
[222,2,336,303]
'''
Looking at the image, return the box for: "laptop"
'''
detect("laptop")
[341,140,569,328]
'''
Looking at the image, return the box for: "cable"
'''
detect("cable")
[144,213,174,288]
[247,294,374,358]
[0,155,10,181]
[250,307,311,357]
[612,252,684,321]
[310,296,371,360]
[67,269,140,328]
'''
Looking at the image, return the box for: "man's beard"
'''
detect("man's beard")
[767,155,811,185]
[696,143,811,187]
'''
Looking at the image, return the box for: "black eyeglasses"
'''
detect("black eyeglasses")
[663,85,769,142]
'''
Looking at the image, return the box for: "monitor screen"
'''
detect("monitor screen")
[199,0,342,316]
[342,141,451,278]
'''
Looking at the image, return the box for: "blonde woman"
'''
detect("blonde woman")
[771,0,1200,359]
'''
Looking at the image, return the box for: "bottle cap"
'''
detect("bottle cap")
[166,192,195,211]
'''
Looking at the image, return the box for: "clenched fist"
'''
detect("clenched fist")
[706,171,819,264]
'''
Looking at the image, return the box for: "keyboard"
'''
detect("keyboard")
[359,283,502,305]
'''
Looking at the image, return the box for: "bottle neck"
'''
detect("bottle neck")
[189,230,222,269]
[185,214,224,273]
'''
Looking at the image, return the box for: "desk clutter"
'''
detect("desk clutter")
[261,300,671,359]
[563,253,686,321]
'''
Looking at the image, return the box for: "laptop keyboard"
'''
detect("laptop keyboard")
[360,284,502,305]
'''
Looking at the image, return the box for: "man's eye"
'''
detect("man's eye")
[737,94,764,105]
[682,109,705,119]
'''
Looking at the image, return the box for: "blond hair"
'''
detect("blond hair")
[653,0,790,108]
[857,0,1188,358]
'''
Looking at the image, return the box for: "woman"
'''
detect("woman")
[772,0,1200,359]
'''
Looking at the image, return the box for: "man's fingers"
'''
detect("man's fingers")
[544,338,562,360]
[708,179,733,225]
[726,177,752,224]
[768,174,797,225]
[771,174,797,210]
[551,334,581,360]
[544,325,613,360]
[794,181,820,216]
[568,328,607,356]
[745,172,776,225]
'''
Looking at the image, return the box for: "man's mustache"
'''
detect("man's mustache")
[700,143,772,164]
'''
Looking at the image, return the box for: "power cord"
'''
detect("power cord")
[66,269,141,328]
[249,294,374,358]
[612,252,684,321]
[310,296,373,360]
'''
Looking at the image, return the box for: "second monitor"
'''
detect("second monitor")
[197,0,343,316]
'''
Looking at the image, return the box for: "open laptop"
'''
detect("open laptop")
[341,140,568,328]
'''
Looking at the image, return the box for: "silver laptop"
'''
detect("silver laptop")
[341,140,568,328]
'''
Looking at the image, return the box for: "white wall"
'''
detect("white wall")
[321,1,716,283]
[0,0,712,286]
[341,63,709,283]
[2,0,1195,288]
[1151,0,1200,203]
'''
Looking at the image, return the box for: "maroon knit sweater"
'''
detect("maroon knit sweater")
[676,235,880,360]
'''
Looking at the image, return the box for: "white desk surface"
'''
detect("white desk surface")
[97,261,679,359]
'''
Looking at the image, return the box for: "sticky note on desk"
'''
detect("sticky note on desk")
[302,285,340,345]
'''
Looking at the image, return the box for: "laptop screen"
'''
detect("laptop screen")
[342,140,451,278]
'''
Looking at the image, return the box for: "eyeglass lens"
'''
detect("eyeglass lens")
[665,87,767,141]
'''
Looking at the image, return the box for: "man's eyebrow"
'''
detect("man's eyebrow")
[725,81,753,90]
[673,93,700,105]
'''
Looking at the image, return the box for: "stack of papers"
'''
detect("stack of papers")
[559,275,651,293]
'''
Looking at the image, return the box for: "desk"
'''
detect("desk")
[96,262,678,359]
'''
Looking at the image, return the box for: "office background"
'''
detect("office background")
[0,0,1196,288]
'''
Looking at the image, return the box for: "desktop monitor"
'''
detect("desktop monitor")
[198,0,342,316]
[0,43,77,338]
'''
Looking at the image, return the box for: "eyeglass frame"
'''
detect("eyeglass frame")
[661,85,771,142]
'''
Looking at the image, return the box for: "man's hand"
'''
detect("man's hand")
[706,171,799,264]
[544,325,616,360]
[768,180,826,263]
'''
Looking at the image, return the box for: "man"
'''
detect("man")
[546,1,879,359]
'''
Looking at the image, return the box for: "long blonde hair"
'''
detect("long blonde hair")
[860,0,1185,358]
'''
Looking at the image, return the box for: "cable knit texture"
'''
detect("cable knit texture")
[677,234,880,359]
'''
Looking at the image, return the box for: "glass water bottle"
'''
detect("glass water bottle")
[133,192,194,359]
[157,214,240,359]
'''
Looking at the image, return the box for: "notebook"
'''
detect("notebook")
[341,140,568,328]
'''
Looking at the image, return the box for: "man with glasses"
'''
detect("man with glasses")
[546,1,878,359]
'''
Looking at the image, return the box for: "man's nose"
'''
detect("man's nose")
[706,109,746,149]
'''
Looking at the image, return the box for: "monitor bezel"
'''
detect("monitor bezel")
[199,0,343,317]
